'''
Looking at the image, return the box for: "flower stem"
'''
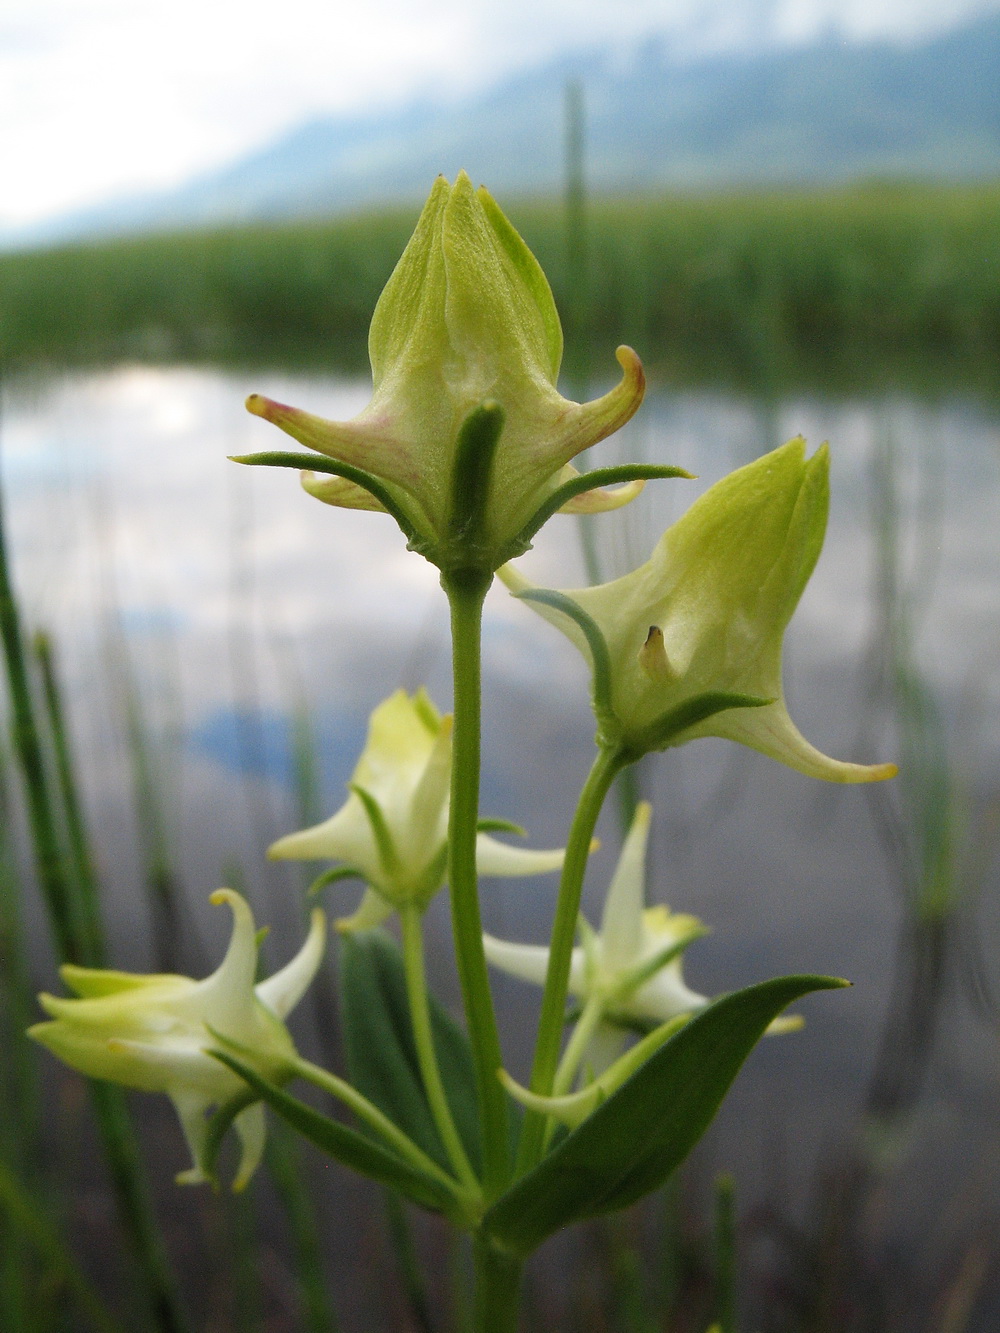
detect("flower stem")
[552,992,607,1098]
[291,1055,470,1203]
[541,992,609,1154]
[516,743,625,1174]
[400,903,481,1194]
[442,571,511,1200]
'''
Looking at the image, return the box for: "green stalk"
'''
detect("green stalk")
[228,1187,262,1333]
[32,630,105,964]
[442,573,511,1199]
[0,1158,126,1333]
[713,1173,736,1333]
[290,1055,469,1201]
[551,992,606,1098]
[472,1236,523,1333]
[516,744,624,1173]
[0,448,190,1333]
[383,1191,433,1333]
[400,904,480,1194]
[541,993,609,1155]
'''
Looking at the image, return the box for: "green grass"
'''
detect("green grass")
[3,182,1000,395]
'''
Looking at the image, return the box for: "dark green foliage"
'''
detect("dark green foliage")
[339,929,483,1175]
[484,976,845,1258]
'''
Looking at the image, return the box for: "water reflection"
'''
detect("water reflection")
[3,366,1000,1328]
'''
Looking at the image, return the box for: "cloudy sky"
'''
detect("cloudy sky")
[2,0,997,229]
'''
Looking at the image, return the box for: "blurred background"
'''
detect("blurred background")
[2,1,1000,1329]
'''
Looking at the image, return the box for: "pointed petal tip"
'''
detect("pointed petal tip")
[209,887,243,910]
[266,834,295,861]
[245,393,274,419]
[563,345,646,462]
[245,394,304,430]
[614,345,645,396]
[829,759,898,784]
[175,1166,211,1188]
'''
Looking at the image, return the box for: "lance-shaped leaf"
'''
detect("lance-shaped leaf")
[483,974,847,1257]
[339,928,483,1173]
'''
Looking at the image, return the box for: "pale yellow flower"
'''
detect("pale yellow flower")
[30,891,325,1189]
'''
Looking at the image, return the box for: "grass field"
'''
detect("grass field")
[2,181,1000,395]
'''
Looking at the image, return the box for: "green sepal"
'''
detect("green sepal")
[307,865,365,897]
[447,403,506,547]
[623,692,774,759]
[483,974,847,1257]
[476,818,527,836]
[349,783,400,876]
[339,929,482,1174]
[517,588,616,731]
[511,464,693,556]
[610,925,710,1005]
[201,1089,258,1186]
[229,451,422,548]
[208,1049,458,1216]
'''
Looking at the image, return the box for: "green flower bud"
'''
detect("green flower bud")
[268,688,567,927]
[29,891,325,1190]
[502,437,897,782]
[240,172,664,577]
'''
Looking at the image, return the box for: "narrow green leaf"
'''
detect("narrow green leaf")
[209,1050,456,1215]
[230,451,420,546]
[628,692,773,758]
[447,403,505,544]
[514,463,693,552]
[476,818,526,836]
[517,588,615,727]
[0,1160,126,1333]
[349,784,400,876]
[307,865,364,897]
[484,974,846,1256]
[340,929,482,1173]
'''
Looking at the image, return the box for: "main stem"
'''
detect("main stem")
[473,1236,523,1333]
[516,743,624,1174]
[444,572,510,1199]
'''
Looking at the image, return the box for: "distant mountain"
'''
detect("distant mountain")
[15,11,1000,246]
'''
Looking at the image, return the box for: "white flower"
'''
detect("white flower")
[487,802,801,1126]
[485,802,707,1040]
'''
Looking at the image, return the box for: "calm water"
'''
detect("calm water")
[4,366,1000,1327]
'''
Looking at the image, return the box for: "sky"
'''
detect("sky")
[2,0,998,230]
